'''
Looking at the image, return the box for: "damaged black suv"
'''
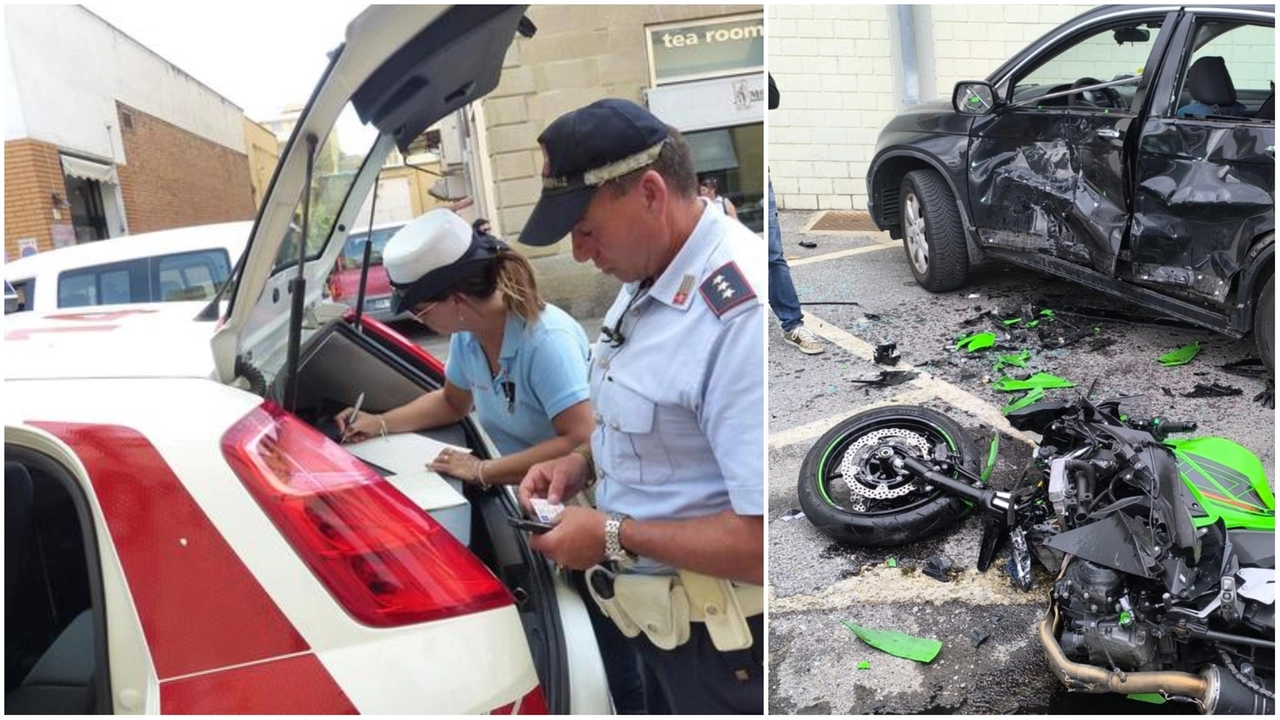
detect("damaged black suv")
[867,5,1275,371]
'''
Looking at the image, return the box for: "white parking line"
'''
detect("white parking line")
[788,242,895,268]
[769,313,1037,450]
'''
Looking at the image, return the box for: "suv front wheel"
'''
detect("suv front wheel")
[900,170,968,292]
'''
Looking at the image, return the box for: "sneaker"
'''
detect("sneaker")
[784,326,824,355]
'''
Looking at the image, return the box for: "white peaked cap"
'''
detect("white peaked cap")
[383,209,474,285]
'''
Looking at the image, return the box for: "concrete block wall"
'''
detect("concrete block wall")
[4,138,72,260]
[115,103,255,235]
[769,4,1093,212]
[1200,24,1274,88]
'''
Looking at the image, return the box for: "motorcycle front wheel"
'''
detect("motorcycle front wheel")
[797,405,979,547]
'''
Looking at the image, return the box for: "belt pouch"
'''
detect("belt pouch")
[613,574,691,650]
[585,565,642,638]
[678,570,754,652]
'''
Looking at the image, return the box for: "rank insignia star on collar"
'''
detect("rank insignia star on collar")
[699,262,756,318]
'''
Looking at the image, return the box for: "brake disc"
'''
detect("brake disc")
[839,427,932,509]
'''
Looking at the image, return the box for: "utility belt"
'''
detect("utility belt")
[585,565,763,652]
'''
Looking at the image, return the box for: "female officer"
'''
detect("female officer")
[336,209,593,487]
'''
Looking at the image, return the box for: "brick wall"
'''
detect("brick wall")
[4,138,73,260]
[116,102,255,234]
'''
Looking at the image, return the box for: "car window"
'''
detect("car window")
[1176,21,1274,120]
[273,102,380,273]
[156,249,232,300]
[342,226,400,266]
[58,270,102,308]
[1011,19,1167,111]
[7,279,31,313]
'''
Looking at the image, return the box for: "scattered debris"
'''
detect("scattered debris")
[840,566,862,579]
[1001,388,1045,415]
[967,293,981,299]
[981,433,1000,482]
[1088,337,1117,352]
[922,556,952,583]
[1038,326,1093,350]
[992,372,1075,392]
[850,370,918,388]
[886,558,897,568]
[798,239,818,249]
[1159,341,1201,367]
[857,660,871,670]
[863,313,881,321]
[1161,387,1174,398]
[1220,358,1268,378]
[1254,379,1274,409]
[970,628,990,648]
[991,349,1030,373]
[874,342,901,366]
[1181,382,1242,398]
[956,332,996,352]
[781,508,805,521]
[842,621,943,663]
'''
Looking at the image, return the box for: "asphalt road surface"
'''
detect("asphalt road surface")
[766,209,1274,715]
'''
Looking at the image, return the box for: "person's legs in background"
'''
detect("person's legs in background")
[768,179,823,355]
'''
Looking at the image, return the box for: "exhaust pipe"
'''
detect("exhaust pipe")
[1038,610,1275,713]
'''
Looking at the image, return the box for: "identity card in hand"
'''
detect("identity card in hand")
[530,497,564,523]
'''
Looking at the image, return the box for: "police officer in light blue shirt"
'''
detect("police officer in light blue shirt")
[336,209,593,488]
[517,99,764,715]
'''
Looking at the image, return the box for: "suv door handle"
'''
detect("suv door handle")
[1095,128,1121,139]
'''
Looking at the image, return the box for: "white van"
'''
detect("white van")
[4,222,250,314]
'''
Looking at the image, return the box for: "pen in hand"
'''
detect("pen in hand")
[341,391,365,443]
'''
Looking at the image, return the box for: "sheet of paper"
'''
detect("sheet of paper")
[382,469,466,512]
[344,432,470,477]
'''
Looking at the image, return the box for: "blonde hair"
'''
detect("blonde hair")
[493,250,545,323]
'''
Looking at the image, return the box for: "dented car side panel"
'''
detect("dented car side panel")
[1130,120,1274,303]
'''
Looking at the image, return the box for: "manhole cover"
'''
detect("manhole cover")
[809,211,879,232]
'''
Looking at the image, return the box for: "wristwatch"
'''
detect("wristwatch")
[604,512,637,567]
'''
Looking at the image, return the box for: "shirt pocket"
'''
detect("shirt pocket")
[597,383,672,486]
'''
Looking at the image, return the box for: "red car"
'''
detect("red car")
[327,222,405,322]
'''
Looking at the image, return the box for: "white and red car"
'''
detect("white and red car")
[4,6,609,714]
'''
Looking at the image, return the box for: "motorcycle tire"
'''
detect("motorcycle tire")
[797,405,979,547]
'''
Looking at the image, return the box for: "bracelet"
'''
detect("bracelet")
[476,460,488,487]
[376,414,389,440]
[571,446,597,485]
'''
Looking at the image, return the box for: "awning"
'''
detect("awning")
[685,129,740,173]
[60,155,118,184]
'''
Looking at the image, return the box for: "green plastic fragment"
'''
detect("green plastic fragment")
[982,433,1000,482]
[1127,693,1166,705]
[886,558,897,568]
[857,660,871,670]
[1094,326,1101,334]
[1119,611,1133,627]
[1039,309,1055,318]
[1025,319,1040,329]
[992,372,1076,392]
[1001,388,1045,414]
[1159,341,1201,366]
[1002,317,1022,326]
[842,621,943,663]
[992,349,1031,373]
[956,332,997,352]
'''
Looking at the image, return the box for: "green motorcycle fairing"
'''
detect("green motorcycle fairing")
[1166,436,1275,530]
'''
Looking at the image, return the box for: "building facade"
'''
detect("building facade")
[472,4,765,254]
[3,5,256,260]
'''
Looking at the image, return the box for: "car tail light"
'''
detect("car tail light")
[221,402,511,626]
[489,686,549,715]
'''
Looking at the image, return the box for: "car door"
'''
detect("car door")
[1126,9,1275,307]
[969,9,1174,276]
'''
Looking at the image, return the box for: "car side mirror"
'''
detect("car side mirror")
[953,81,997,116]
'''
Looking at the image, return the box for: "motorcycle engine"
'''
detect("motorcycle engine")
[1055,560,1162,669]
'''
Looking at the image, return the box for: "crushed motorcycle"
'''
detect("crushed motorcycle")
[797,395,1275,714]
